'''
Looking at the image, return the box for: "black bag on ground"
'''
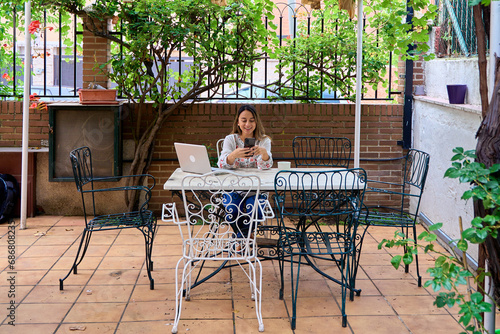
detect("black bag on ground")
[0,174,19,223]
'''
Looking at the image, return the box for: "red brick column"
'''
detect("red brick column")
[397,55,425,102]
[413,58,424,87]
[81,15,111,89]
[397,59,406,104]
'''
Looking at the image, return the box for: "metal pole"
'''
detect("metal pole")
[20,0,32,230]
[402,1,414,150]
[489,1,500,99]
[288,0,296,39]
[484,260,495,334]
[354,0,363,168]
[484,4,499,332]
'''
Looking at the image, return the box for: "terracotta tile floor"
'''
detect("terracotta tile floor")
[0,216,498,333]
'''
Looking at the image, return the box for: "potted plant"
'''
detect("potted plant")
[446,84,467,104]
[78,87,117,104]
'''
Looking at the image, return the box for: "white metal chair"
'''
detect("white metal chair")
[171,170,264,333]
[216,138,225,159]
[162,202,186,239]
[216,138,277,258]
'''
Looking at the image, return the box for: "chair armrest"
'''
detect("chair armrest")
[83,184,151,195]
[358,203,370,223]
[366,179,420,197]
[162,203,186,225]
[366,178,403,189]
[92,174,156,191]
[82,184,153,211]
[257,198,275,221]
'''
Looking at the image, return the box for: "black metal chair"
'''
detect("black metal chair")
[60,146,157,290]
[274,168,368,329]
[359,149,430,286]
[292,136,352,168]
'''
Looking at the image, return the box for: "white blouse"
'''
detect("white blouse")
[218,134,273,169]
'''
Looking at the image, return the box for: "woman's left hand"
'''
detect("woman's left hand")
[251,145,270,161]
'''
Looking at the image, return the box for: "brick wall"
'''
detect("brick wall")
[0,103,49,147]
[0,100,405,215]
[121,102,406,212]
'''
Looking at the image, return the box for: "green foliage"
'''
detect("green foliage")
[468,0,493,6]
[2,0,439,103]
[271,0,438,101]
[445,147,500,243]
[1,0,444,203]
[0,1,80,98]
[205,143,219,168]
[87,0,277,107]
[379,148,499,334]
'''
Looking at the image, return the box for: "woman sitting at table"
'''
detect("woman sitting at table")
[218,104,273,238]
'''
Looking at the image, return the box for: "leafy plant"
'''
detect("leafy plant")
[271,0,438,101]
[379,147,500,334]
[206,144,219,168]
[0,1,80,98]
[2,0,440,209]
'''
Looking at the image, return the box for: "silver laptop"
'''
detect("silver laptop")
[174,142,217,174]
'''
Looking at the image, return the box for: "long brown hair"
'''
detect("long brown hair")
[231,104,269,141]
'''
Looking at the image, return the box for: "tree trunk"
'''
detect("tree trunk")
[475,55,500,304]
[476,56,500,164]
[125,104,174,211]
[473,4,489,117]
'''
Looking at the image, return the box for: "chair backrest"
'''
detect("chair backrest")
[69,146,97,219]
[70,146,94,192]
[292,136,352,168]
[401,149,430,214]
[216,138,225,159]
[403,149,430,191]
[181,170,261,257]
[274,169,367,231]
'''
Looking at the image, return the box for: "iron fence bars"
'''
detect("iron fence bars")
[0,6,20,97]
[0,8,83,99]
[439,0,480,57]
[1,2,397,102]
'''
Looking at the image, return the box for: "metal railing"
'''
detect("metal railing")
[437,0,480,57]
[0,7,83,100]
[1,3,398,102]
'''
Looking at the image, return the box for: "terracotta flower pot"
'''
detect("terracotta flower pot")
[78,89,118,104]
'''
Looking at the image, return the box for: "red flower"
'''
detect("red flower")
[2,73,12,81]
[48,27,54,31]
[28,20,40,34]
[30,102,38,109]
[30,93,40,101]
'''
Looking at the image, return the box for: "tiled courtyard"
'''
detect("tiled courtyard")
[0,216,494,333]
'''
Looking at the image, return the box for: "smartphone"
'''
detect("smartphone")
[244,137,256,148]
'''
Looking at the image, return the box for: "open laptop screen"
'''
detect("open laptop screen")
[174,142,214,174]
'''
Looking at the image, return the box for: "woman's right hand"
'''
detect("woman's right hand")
[227,147,252,165]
